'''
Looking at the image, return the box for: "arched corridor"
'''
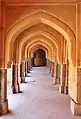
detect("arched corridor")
[1,67,81,119]
[0,0,81,117]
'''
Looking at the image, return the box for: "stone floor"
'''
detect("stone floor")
[1,67,81,119]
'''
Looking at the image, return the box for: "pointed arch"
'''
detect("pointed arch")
[5,9,76,66]
[29,45,48,58]
[24,40,57,61]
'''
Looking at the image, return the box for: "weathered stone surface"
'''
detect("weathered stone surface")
[52,63,58,84]
[20,62,25,83]
[59,64,68,94]
[0,69,8,115]
[71,99,81,116]
[12,65,20,93]
[7,68,12,94]
[27,60,30,73]
[76,68,81,103]
[25,61,28,77]
[0,99,8,115]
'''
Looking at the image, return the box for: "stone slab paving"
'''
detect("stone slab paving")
[1,67,81,119]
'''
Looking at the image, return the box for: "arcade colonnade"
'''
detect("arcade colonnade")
[0,0,81,116]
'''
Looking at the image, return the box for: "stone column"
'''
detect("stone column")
[0,69,8,115]
[57,63,61,84]
[27,60,30,73]
[71,67,81,115]
[12,64,20,93]
[52,63,58,85]
[71,3,81,115]
[20,61,25,83]
[31,58,33,68]
[51,62,54,77]
[29,59,32,71]
[7,67,12,94]
[59,64,68,94]
[50,61,53,75]
[25,61,28,77]
[30,58,33,68]
[31,57,34,67]
[49,61,52,74]
[0,1,8,114]
[49,60,51,73]
[30,59,32,70]
[46,59,49,68]
[47,59,50,69]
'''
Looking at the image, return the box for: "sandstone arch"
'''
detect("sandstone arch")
[26,40,56,61]
[5,9,76,67]
[30,45,48,59]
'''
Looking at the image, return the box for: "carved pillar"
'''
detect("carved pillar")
[59,64,68,94]
[47,59,50,69]
[29,59,32,70]
[25,61,28,77]
[27,60,30,73]
[46,58,49,68]
[49,60,51,73]
[49,61,52,74]
[7,67,12,94]
[51,62,54,77]
[57,64,61,84]
[71,67,81,115]
[29,59,32,71]
[46,59,48,68]
[20,61,25,83]
[31,58,33,67]
[52,63,58,85]
[12,64,20,93]
[0,1,8,114]
[0,69,8,115]
[71,3,81,115]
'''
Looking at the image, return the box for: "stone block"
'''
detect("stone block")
[71,99,81,116]
[0,99,8,115]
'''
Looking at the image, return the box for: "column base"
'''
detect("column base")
[0,99,8,115]
[57,77,60,84]
[64,86,68,94]
[20,77,25,83]
[59,85,64,93]
[12,84,20,94]
[71,99,81,116]
[25,73,28,77]
[59,85,68,94]
[51,71,54,77]
[27,69,30,73]
[52,77,57,85]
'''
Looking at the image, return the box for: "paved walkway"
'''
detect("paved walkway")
[1,67,81,119]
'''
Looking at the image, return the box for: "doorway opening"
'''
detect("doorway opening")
[33,49,46,67]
